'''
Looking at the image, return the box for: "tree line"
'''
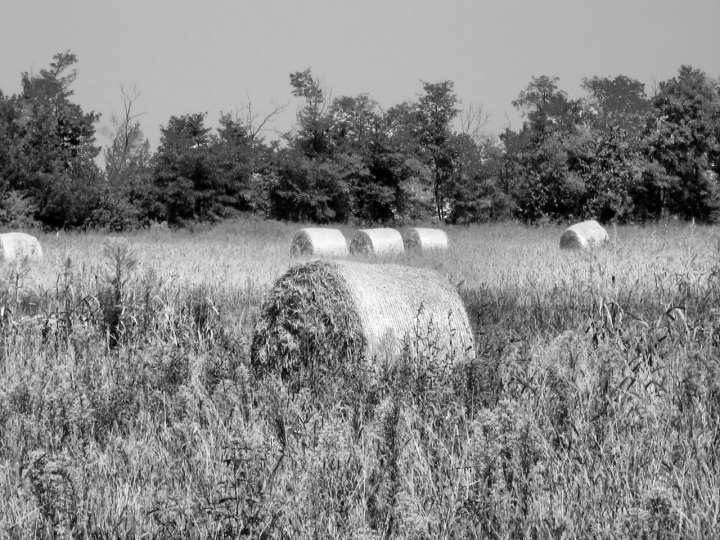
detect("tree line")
[1,51,719,231]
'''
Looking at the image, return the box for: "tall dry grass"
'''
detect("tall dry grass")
[0,218,719,538]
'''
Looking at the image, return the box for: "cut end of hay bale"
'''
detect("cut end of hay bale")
[251,259,474,377]
[349,228,404,255]
[560,220,609,250]
[290,228,348,257]
[403,228,449,251]
[0,232,43,262]
[251,259,366,376]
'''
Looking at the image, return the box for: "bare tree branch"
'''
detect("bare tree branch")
[233,92,289,139]
[503,111,513,131]
[459,102,490,139]
[103,84,148,184]
[119,85,146,161]
[650,73,660,98]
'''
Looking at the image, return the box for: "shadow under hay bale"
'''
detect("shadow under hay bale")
[290,228,348,257]
[349,228,404,255]
[251,260,474,377]
[403,228,449,251]
[0,232,43,262]
[560,220,609,250]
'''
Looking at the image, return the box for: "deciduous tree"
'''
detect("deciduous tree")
[414,80,461,220]
[642,65,720,220]
[152,113,218,224]
[3,51,102,228]
[581,75,650,140]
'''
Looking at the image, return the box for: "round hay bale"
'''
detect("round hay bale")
[403,228,449,251]
[251,260,474,376]
[290,228,348,257]
[150,220,169,231]
[0,232,43,262]
[349,228,404,255]
[560,220,609,250]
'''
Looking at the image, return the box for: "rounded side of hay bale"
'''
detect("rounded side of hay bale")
[251,260,474,376]
[0,232,42,261]
[349,228,404,255]
[560,220,608,250]
[336,261,473,360]
[290,228,348,256]
[403,228,449,251]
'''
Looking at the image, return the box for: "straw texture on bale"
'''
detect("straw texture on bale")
[0,232,43,261]
[349,228,404,255]
[560,220,609,250]
[403,228,449,251]
[251,260,474,376]
[290,228,348,256]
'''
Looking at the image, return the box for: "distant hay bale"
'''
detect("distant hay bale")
[149,220,169,231]
[0,232,43,262]
[290,228,348,257]
[349,228,404,255]
[251,260,474,376]
[403,228,449,251]
[560,220,609,250]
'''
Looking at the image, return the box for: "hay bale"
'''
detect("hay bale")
[349,228,404,255]
[150,220,169,231]
[290,228,348,257]
[560,220,609,250]
[403,228,449,251]
[0,232,43,262]
[251,260,474,375]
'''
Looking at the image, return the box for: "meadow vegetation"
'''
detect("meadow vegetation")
[1,218,720,538]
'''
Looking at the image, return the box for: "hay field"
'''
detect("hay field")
[23,220,715,299]
[2,218,720,538]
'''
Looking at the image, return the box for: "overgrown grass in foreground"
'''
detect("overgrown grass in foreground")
[1,220,719,538]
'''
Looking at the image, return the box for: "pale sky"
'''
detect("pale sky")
[2,0,719,155]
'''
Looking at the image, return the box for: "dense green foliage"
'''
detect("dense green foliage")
[0,52,102,229]
[1,53,719,229]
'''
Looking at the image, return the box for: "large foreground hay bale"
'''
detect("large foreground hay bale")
[0,232,43,261]
[349,228,404,255]
[403,228,449,251]
[251,260,474,376]
[290,228,348,256]
[560,220,609,250]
